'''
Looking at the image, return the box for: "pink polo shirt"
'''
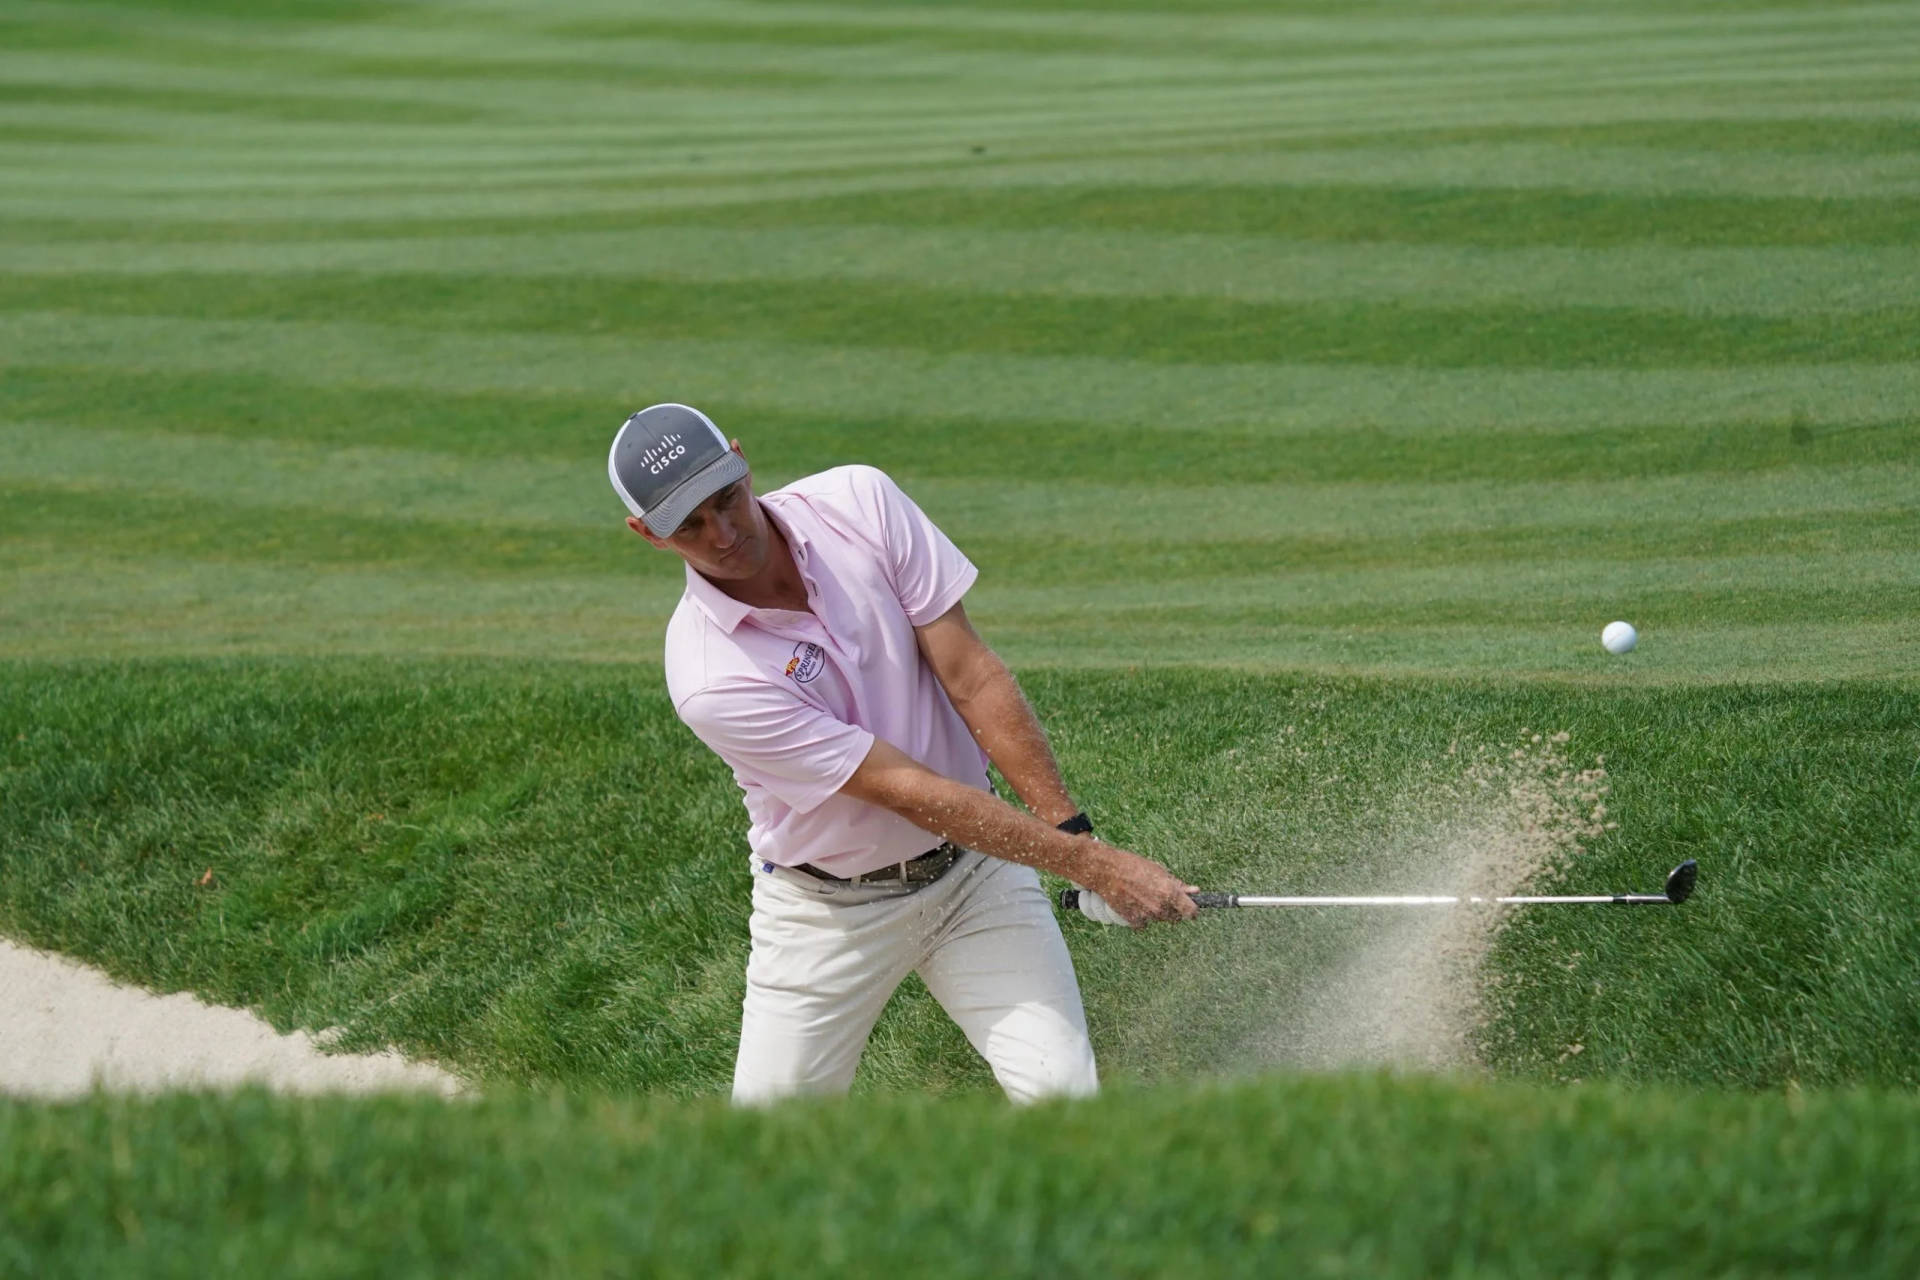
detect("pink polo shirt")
[663,465,991,877]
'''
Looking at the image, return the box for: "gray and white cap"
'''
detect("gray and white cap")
[607,403,749,536]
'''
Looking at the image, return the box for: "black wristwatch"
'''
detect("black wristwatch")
[1056,812,1093,836]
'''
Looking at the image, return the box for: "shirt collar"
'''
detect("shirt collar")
[681,496,811,635]
[682,561,752,634]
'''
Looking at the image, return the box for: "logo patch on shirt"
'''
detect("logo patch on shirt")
[784,642,825,684]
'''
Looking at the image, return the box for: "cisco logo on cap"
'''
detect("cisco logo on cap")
[641,432,686,475]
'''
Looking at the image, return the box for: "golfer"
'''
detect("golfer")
[610,403,1197,1105]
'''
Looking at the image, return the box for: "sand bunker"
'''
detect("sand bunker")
[0,939,463,1099]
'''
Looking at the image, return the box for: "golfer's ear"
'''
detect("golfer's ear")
[627,514,666,547]
[730,438,746,461]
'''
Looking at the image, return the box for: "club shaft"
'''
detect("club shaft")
[1226,893,1673,907]
[1059,862,1692,922]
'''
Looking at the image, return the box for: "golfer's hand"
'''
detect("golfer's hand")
[1091,849,1200,928]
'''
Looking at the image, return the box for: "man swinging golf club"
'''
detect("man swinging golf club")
[610,403,1197,1105]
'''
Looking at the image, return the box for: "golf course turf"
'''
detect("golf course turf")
[3,0,1917,1273]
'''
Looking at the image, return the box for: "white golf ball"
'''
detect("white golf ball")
[1601,620,1638,654]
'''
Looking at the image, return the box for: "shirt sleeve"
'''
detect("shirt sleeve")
[857,466,978,625]
[676,681,876,814]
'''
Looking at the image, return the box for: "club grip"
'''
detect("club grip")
[1058,888,1236,913]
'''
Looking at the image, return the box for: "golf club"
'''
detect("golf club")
[1061,860,1696,923]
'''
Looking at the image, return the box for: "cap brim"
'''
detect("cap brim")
[642,449,750,536]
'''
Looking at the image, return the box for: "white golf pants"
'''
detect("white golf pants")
[732,849,1099,1105]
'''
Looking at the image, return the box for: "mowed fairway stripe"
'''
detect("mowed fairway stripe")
[611,183,1920,250]
[10,125,1919,205]
[8,271,1915,368]
[10,478,1913,584]
[11,182,1914,249]
[9,33,1901,116]
[9,232,1915,317]
[8,97,1915,183]
[10,9,1903,100]
[9,366,1911,488]
[534,0,1916,42]
[6,140,1914,229]
[8,419,1913,533]
[5,551,1912,680]
[2,312,1912,434]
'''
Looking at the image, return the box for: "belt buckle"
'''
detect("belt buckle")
[846,843,957,888]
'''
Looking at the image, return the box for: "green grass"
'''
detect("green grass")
[599,182,1920,248]
[12,270,1920,367]
[4,661,1915,1094]
[6,1079,1920,1279]
[4,0,1919,1271]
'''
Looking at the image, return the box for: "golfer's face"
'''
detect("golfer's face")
[662,479,767,579]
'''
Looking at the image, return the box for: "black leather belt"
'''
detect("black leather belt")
[793,842,964,887]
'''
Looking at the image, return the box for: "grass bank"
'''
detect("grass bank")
[4,659,1914,1094]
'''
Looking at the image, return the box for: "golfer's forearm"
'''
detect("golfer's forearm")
[904,779,1104,881]
[948,652,1078,825]
[843,743,1104,882]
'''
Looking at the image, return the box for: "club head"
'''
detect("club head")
[1665,860,1698,904]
